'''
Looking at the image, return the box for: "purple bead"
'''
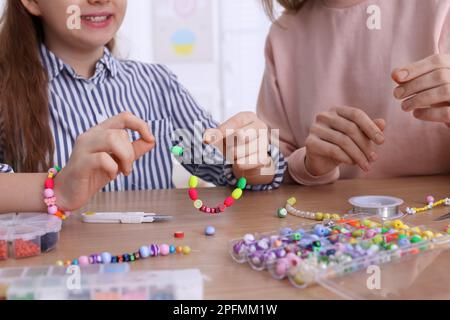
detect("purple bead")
[275,248,286,258]
[233,241,244,254]
[150,244,160,257]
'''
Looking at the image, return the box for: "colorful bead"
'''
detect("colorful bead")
[231,188,243,200]
[160,244,170,256]
[287,197,297,206]
[277,208,288,218]
[224,197,234,207]
[150,244,160,257]
[189,176,199,188]
[176,246,183,254]
[101,252,112,264]
[139,246,150,258]
[171,146,184,157]
[193,200,203,209]
[237,177,247,190]
[182,246,191,255]
[188,188,198,201]
[169,245,176,254]
[205,226,216,236]
[78,255,89,266]
[174,231,185,239]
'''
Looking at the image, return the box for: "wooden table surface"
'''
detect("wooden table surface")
[2,175,450,299]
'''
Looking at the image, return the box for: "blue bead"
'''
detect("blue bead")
[280,227,293,236]
[101,252,112,264]
[205,226,216,236]
[72,259,79,266]
[139,246,150,258]
[398,238,410,247]
[169,245,176,254]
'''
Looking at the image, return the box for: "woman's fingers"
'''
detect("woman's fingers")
[392,54,450,83]
[394,69,450,99]
[317,112,378,163]
[306,135,354,165]
[95,111,155,144]
[87,152,120,181]
[413,106,450,123]
[310,124,371,171]
[332,106,385,145]
[401,84,450,111]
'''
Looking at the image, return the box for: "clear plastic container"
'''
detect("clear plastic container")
[229,215,450,294]
[0,213,62,260]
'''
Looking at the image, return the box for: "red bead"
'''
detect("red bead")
[188,188,198,201]
[44,178,54,189]
[219,205,226,212]
[211,208,216,214]
[200,205,207,212]
[224,197,234,207]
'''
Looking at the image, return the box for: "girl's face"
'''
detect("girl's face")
[22,0,127,51]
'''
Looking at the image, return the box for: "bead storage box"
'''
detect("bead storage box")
[0,213,62,260]
[0,264,129,300]
[229,215,450,295]
[3,268,203,300]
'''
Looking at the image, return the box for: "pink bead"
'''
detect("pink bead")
[206,207,211,213]
[224,197,234,207]
[188,188,198,201]
[44,188,54,198]
[78,255,89,266]
[44,178,54,189]
[275,258,288,277]
[160,244,170,256]
[286,253,301,267]
[48,168,58,175]
[48,205,58,215]
[426,195,435,203]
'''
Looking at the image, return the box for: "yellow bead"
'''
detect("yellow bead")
[56,260,64,267]
[189,176,199,188]
[422,230,434,238]
[331,214,341,220]
[323,213,331,220]
[182,246,191,255]
[287,197,297,206]
[48,173,54,179]
[231,188,243,200]
[435,233,443,238]
[315,212,324,221]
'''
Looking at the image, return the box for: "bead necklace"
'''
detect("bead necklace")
[406,195,450,215]
[56,243,191,267]
[282,197,342,221]
[171,145,247,214]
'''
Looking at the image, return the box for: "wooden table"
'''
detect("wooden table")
[2,175,450,299]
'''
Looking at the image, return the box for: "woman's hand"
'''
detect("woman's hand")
[305,106,386,176]
[204,112,275,185]
[55,112,156,211]
[392,54,450,128]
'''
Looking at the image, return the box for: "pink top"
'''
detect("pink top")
[257,0,450,185]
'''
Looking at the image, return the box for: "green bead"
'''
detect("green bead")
[130,254,135,262]
[447,228,450,235]
[372,235,383,244]
[352,230,364,238]
[291,233,301,241]
[55,165,61,172]
[277,208,288,218]
[381,228,389,234]
[171,146,184,157]
[410,235,422,243]
[189,176,199,188]
[398,234,407,239]
[237,177,247,190]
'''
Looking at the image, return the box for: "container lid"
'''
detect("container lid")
[0,213,62,242]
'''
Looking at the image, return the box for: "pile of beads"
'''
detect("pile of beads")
[229,217,447,289]
[406,195,450,215]
[57,243,192,267]
[283,197,342,221]
[188,175,247,214]
[14,239,41,259]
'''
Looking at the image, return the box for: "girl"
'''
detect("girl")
[0,112,155,213]
[0,0,286,200]
[258,0,450,185]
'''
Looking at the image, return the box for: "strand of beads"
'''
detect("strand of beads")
[406,195,450,215]
[188,175,247,214]
[282,197,342,221]
[56,243,191,267]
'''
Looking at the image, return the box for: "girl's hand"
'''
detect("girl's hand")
[392,54,450,128]
[54,112,156,211]
[305,106,386,176]
[203,112,275,184]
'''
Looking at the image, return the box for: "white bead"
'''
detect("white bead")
[445,198,450,206]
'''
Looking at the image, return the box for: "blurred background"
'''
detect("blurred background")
[0,0,276,187]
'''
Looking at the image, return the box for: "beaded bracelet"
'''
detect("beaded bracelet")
[43,166,70,220]
[406,195,450,215]
[188,175,247,214]
[279,197,342,221]
[56,243,192,267]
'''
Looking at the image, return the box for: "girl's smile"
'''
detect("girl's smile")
[81,12,115,29]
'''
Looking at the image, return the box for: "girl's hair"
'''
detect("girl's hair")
[0,0,114,172]
[261,0,306,20]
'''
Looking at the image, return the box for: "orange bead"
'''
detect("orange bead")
[176,246,183,254]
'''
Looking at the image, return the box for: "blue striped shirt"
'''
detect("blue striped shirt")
[0,44,286,191]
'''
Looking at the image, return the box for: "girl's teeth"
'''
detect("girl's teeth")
[84,16,108,22]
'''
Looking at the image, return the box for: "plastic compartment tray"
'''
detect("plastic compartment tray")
[0,264,130,300]
[0,213,62,260]
[4,268,203,300]
[229,215,450,292]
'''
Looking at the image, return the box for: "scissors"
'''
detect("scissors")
[434,212,450,222]
[82,211,173,224]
